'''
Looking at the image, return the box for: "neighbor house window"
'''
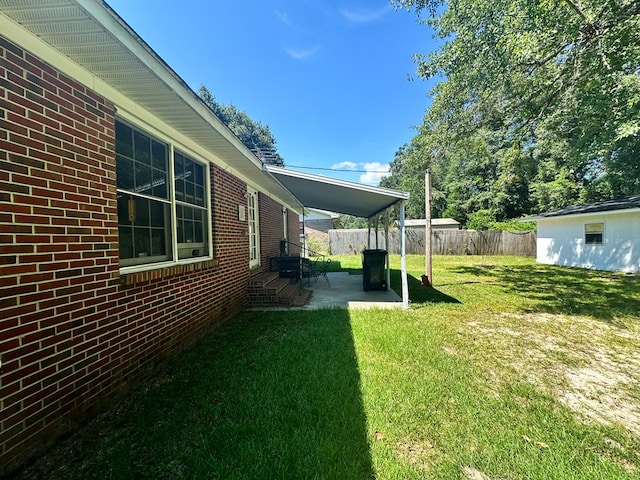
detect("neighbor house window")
[116,119,210,267]
[585,223,604,245]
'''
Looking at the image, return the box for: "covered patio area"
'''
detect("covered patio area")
[249,271,404,311]
[265,166,411,309]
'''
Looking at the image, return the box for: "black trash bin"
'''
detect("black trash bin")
[362,249,387,291]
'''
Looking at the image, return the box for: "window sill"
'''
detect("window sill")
[120,258,219,287]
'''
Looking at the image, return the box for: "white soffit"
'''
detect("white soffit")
[0,0,302,211]
[266,166,409,219]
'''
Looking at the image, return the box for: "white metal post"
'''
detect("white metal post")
[400,201,409,309]
[385,210,390,291]
[375,215,379,249]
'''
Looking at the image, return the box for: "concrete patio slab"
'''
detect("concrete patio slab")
[249,272,404,310]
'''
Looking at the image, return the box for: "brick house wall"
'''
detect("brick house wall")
[0,34,288,477]
[288,210,301,255]
[256,194,301,272]
[256,193,283,273]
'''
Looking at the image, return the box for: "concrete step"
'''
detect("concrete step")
[247,271,311,308]
[248,271,279,288]
[276,284,302,305]
[290,288,312,307]
[265,277,292,296]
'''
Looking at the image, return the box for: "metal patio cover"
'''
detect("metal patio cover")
[266,166,410,219]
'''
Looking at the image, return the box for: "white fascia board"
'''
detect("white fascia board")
[77,0,264,172]
[526,207,640,222]
[0,9,248,174]
[1,4,301,212]
[266,166,410,200]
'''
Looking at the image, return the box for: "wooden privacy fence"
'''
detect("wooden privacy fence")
[328,229,536,256]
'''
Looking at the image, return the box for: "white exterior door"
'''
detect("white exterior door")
[247,187,260,268]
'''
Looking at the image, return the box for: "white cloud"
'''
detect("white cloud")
[332,161,358,170]
[275,10,291,26]
[276,10,303,31]
[340,5,392,25]
[283,44,320,60]
[359,162,390,185]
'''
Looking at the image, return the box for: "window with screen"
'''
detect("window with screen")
[585,223,604,245]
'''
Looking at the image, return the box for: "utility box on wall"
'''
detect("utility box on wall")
[362,249,387,291]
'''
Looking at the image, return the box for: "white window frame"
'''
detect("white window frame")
[115,118,213,272]
[584,222,604,245]
[173,149,210,261]
[247,187,260,269]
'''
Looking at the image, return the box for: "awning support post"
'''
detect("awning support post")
[385,209,391,291]
[374,215,379,250]
[400,201,409,309]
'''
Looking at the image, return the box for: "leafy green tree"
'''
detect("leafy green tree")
[466,209,495,231]
[337,215,369,229]
[198,85,284,166]
[388,0,640,221]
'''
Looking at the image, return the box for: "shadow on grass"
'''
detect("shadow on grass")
[329,260,461,305]
[16,310,374,479]
[326,259,360,275]
[453,263,640,323]
[389,269,461,305]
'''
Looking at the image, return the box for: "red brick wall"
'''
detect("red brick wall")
[0,35,286,477]
[0,34,120,475]
[288,210,301,255]
[255,197,304,267]
[257,193,284,272]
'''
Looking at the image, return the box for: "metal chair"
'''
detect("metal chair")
[302,257,331,286]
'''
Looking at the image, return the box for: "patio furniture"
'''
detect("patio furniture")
[302,257,331,286]
[271,255,301,283]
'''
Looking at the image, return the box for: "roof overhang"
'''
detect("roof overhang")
[266,166,409,219]
[0,0,302,212]
[523,195,640,221]
[524,207,640,222]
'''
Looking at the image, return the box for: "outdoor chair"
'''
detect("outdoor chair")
[301,257,331,286]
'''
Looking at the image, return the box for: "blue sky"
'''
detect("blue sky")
[106,1,437,185]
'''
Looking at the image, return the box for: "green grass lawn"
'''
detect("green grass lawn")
[18,256,640,479]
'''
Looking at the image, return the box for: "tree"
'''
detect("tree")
[388,0,640,223]
[337,215,369,229]
[198,85,284,166]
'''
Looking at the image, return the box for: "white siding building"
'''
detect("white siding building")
[529,196,640,273]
